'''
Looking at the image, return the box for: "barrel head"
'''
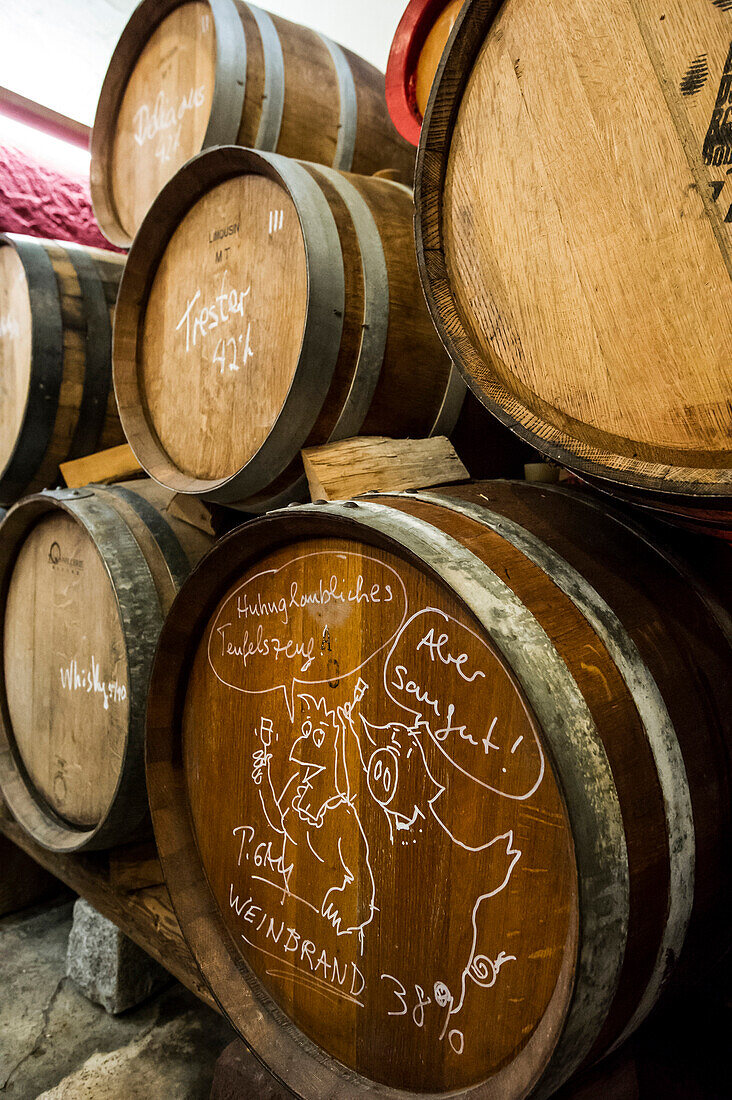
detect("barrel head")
[140,172,308,482]
[179,533,578,1093]
[418,0,732,500]
[109,1,217,244]
[0,242,32,475]
[3,511,129,829]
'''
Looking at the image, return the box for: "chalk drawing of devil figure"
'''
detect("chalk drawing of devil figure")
[251,690,376,941]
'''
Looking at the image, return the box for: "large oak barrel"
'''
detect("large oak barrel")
[0,234,126,506]
[91,0,416,247]
[416,0,732,523]
[146,480,730,1098]
[0,479,211,852]
[386,0,463,145]
[113,146,463,510]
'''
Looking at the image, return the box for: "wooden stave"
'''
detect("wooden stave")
[112,146,455,510]
[0,481,211,852]
[413,0,732,507]
[0,235,125,507]
[90,0,415,247]
[145,483,729,1097]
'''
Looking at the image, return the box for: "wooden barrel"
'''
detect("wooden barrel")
[0,234,126,507]
[0,479,212,852]
[146,480,730,1098]
[584,477,732,544]
[415,0,732,520]
[386,0,464,145]
[91,0,416,248]
[113,146,462,510]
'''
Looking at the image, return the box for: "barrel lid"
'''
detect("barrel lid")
[91,0,247,247]
[141,172,307,482]
[416,0,732,501]
[149,504,583,1096]
[114,147,345,505]
[3,509,129,831]
[0,240,32,476]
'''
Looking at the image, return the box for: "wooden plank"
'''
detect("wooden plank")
[109,841,165,892]
[0,806,217,1012]
[166,494,218,538]
[60,444,143,489]
[301,435,469,501]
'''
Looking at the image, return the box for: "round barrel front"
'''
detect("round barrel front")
[103,1,218,247]
[114,147,456,509]
[149,520,578,1096]
[0,235,126,506]
[0,483,212,851]
[0,243,32,478]
[4,511,129,831]
[91,0,415,247]
[146,483,731,1096]
[416,0,732,512]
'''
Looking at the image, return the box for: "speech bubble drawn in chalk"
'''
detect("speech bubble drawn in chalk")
[207,550,408,719]
[383,608,544,801]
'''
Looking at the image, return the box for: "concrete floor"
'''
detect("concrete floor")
[0,898,235,1100]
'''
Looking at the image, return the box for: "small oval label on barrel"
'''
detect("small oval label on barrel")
[184,537,577,1091]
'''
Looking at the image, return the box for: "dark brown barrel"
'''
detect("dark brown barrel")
[415,0,732,524]
[113,146,465,510]
[0,479,211,852]
[146,480,730,1098]
[0,234,126,507]
[91,0,416,247]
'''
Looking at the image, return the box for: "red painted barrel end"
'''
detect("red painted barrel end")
[386,0,454,146]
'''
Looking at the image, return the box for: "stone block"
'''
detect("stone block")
[66,898,171,1014]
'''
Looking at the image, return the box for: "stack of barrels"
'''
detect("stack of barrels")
[0,0,730,1098]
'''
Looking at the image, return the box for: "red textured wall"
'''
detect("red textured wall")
[0,144,122,251]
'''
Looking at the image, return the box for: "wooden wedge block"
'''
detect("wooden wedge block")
[166,494,217,538]
[108,842,165,892]
[60,444,143,488]
[301,435,469,501]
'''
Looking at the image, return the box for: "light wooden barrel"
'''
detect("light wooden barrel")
[91,0,416,248]
[0,234,126,507]
[416,0,732,522]
[146,480,730,1098]
[386,0,464,145]
[0,480,211,852]
[113,146,462,510]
